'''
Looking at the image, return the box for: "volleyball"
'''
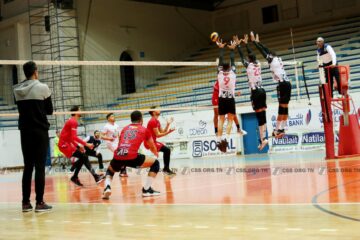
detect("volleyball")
[210,32,219,42]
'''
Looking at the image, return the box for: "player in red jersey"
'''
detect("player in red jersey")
[58,106,104,186]
[145,107,176,176]
[102,110,161,199]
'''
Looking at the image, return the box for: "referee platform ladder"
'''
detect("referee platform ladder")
[28,0,83,128]
[319,65,360,159]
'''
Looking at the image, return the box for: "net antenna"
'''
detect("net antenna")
[290,28,310,105]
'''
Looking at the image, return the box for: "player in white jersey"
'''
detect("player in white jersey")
[101,113,127,177]
[215,38,238,152]
[234,35,268,150]
[251,32,292,138]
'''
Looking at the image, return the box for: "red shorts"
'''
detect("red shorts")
[212,91,219,106]
[58,142,76,158]
[144,141,164,151]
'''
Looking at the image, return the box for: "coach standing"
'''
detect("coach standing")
[316,37,341,96]
[13,61,53,212]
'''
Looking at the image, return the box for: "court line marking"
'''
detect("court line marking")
[253,227,268,231]
[195,225,209,229]
[319,229,338,232]
[285,228,302,231]
[312,178,360,222]
[169,225,182,228]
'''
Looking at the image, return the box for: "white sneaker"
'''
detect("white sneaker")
[102,185,111,200]
[258,139,269,151]
[238,129,247,136]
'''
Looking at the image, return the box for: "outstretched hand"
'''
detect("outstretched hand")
[227,40,237,50]
[216,38,227,48]
[243,34,249,44]
[232,35,242,45]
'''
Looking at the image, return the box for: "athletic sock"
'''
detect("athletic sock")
[105,175,113,187]
[144,176,154,190]
[275,120,281,131]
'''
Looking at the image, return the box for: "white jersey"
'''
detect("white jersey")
[246,62,262,89]
[269,57,289,82]
[218,70,236,98]
[102,122,120,152]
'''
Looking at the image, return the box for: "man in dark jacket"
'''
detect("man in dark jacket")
[13,61,53,212]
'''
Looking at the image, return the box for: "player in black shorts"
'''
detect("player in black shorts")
[102,111,161,199]
[84,130,104,172]
[215,38,239,152]
[251,32,291,138]
[234,34,268,150]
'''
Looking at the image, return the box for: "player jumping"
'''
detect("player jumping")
[215,38,238,152]
[234,34,268,150]
[251,32,292,138]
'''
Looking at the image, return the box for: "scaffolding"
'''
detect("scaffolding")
[28,0,83,129]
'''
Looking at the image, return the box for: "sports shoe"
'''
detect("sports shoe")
[272,130,285,139]
[217,140,227,153]
[238,129,247,136]
[163,168,176,176]
[258,138,269,151]
[35,202,52,212]
[22,202,33,212]
[102,185,111,200]
[95,174,105,184]
[71,176,83,187]
[142,187,160,197]
[119,168,128,178]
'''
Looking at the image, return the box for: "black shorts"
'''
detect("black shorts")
[218,97,236,115]
[250,88,267,111]
[110,154,145,172]
[277,81,292,104]
[86,149,98,157]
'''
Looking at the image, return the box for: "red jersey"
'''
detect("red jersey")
[58,117,87,158]
[144,117,164,151]
[113,123,151,160]
[212,80,219,106]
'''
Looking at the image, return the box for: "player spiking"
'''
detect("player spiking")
[215,38,239,152]
[234,34,268,150]
[250,32,292,138]
[102,110,161,199]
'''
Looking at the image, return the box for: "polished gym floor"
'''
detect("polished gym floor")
[1,150,359,239]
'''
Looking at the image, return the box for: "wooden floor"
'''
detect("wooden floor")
[1,150,360,239]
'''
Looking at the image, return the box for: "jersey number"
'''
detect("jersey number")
[223,76,230,85]
[253,68,260,76]
[124,129,137,140]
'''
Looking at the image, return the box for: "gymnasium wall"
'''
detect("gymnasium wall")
[213,0,360,38]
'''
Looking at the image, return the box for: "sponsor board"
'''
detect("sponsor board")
[191,136,237,158]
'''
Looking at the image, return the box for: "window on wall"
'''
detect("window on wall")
[262,5,279,24]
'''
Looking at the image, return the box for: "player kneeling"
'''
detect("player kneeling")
[102,110,160,199]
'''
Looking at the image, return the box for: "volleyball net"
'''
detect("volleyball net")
[0,59,305,128]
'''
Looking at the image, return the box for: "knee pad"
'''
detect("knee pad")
[149,160,160,173]
[106,168,114,177]
[256,111,267,126]
[278,106,288,115]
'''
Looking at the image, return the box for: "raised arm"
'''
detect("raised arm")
[234,35,248,67]
[227,40,237,70]
[216,38,226,67]
[250,32,269,59]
